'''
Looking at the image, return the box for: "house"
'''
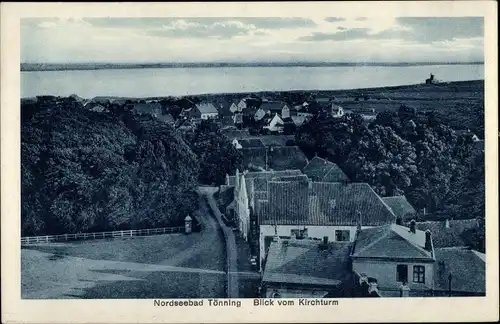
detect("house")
[256,181,397,269]
[254,108,267,121]
[351,222,435,296]
[132,102,162,117]
[179,106,201,119]
[302,156,349,182]
[382,196,417,222]
[331,104,345,118]
[196,103,219,120]
[432,247,485,296]
[261,238,354,298]
[237,99,247,111]
[259,102,289,117]
[224,169,305,242]
[263,113,285,133]
[230,102,240,113]
[226,170,251,241]
[416,219,479,248]
[232,113,244,127]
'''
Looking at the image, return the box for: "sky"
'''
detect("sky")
[21,17,484,63]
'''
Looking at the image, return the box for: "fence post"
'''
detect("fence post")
[64,234,68,241]
[121,230,124,238]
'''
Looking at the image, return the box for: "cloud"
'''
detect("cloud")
[324,17,345,23]
[355,17,368,21]
[82,17,315,31]
[237,17,316,29]
[396,17,484,42]
[299,17,484,43]
[146,19,256,39]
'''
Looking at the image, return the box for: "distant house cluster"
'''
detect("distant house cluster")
[217,156,485,298]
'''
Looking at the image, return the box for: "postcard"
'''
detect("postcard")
[1,1,498,323]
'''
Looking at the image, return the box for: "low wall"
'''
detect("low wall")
[21,226,185,246]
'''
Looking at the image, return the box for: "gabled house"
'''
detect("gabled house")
[331,104,345,118]
[262,239,354,298]
[179,106,201,119]
[263,113,285,133]
[256,181,397,269]
[196,103,219,120]
[230,102,240,113]
[254,108,267,121]
[259,102,289,117]
[237,99,247,111]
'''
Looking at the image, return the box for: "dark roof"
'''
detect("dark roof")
[434,247,485,293]
[238,138,265,148]
[382,196,416,220]
[302,157,349,182]
[258,135,295,147]
[352,224,434,260]
[220,129,251,140]
[260,101,287,112]
[268,146,308,171]
[261,182,396,226]
[416,219,478,248]
[263,239,353,286]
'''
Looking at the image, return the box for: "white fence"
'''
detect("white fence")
[21,226,185,246]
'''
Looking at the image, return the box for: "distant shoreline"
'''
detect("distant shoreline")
[21,61,484,72]
[21,79,484,100]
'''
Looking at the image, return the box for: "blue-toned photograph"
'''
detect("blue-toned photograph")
[20,16,485,299]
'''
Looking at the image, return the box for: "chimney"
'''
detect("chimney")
[445,219,450,229]
[226,173,230,186]
[409,219,416,234]
[400,283,410,297]
[425,230,432,251]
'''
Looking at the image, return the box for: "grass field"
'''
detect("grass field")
[22,230,227,299]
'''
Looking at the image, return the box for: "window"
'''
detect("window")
[413,265,425,283]
[290,228,308,239]
[335,230,350,242]
[396,264,408,283]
